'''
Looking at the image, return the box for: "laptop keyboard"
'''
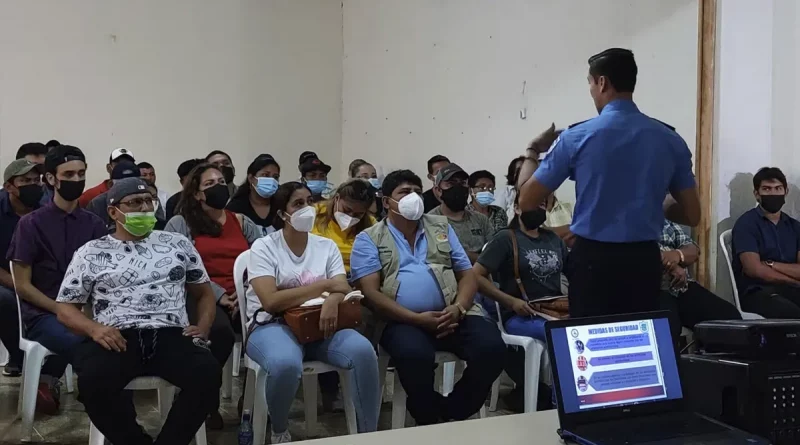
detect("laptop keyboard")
[574,413,729,444]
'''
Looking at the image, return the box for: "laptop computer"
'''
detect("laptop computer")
[545,311,770,445]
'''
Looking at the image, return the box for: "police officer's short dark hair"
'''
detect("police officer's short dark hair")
[588,48,637,93]
[426,155,450,174]
[382,169,423,198]
[753,167,788,190]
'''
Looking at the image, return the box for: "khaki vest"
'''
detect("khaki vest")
[362,215,481,345]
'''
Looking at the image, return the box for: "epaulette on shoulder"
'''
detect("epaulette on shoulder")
[651,118,675,131]
[568,119,590,129]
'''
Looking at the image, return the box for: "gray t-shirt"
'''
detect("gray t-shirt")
[429,206,496,253]
[477,228,567,321]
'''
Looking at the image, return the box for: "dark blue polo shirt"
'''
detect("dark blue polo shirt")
[0,190,22,273]
[732,206,800,295]
[534,99,696,243]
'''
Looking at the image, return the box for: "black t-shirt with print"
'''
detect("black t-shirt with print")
[226,194,274,234]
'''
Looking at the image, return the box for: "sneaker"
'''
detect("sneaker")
[270,429,292,443]
[35,382,60,415]
[2,364,21,377]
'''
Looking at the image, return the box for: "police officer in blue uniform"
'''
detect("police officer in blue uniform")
[517,48,701,317]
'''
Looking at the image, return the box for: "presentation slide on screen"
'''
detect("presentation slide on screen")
[567,319,667,410]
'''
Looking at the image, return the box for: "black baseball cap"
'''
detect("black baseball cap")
[111,162,141,180]
[299,157,331,175]
[434,163,468,186]
[44,145,86,174]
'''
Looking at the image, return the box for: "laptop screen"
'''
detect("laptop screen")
[550,316,683,414]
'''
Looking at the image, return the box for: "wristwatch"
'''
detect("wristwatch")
[454,303,467,319]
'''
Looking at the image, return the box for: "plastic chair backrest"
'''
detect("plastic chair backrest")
[9,261,25,340]
[718,229,743,311]
[233,250,250,336]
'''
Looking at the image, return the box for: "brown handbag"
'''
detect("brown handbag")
[509,230,570,320]
[283,293,364,344]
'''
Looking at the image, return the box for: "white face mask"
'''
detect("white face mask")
[285,205,316,232]
[334,199,360,231]
[392,193,424,221]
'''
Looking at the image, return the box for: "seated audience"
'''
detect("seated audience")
[245,182,380,443]
[79,147,135,207]
[226,154,281,235]
[16,142,48,165]
[299,154,332,202]
[45,140,61,151]
[7,145,106,413]
[165,158,204,220]
[422,155,450,213]
[138,161,170,206]
[429,164,496,263]
[86,162,143,232]
[206,150,237,198]
[348,159,383,219]
[659,220,741,340]
[492,156,524,221]
[351,169,504,425]
[474,195,565,411]
[467,170,508,233]
[0,159,44,376]
[56,177,221,445]
[733,167,800,317]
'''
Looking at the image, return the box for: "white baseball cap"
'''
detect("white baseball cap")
[109,147,135,163]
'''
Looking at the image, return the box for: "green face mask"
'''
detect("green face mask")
[118,211,157,236]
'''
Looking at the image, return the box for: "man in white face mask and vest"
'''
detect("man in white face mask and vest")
[351,169,505,426]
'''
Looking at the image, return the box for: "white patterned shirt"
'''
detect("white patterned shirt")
[56,231,210,330]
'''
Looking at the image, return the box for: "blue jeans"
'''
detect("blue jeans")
[246,323,380,433]
[504,315,547,341]
[26,313,84,379]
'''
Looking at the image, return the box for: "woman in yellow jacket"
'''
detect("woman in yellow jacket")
[312,178,377,410]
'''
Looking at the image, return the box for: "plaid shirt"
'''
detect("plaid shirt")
[659,220,696,295]
[467,204,508,233]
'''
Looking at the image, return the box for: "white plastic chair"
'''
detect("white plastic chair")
[719,230,764,320]
[378,346,488,429]
[10,261,75,442]
[88,376,207,445]
[233,251,358,444]
[486,300,546,413]
[231,336,242,377]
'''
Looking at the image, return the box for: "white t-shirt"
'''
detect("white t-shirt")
[245,230,346,324]
[56,231,210,330]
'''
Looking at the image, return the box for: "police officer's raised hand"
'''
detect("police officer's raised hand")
[527,123,563,154]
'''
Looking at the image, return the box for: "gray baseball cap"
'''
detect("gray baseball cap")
[107,177,150,205]
[4,159,42,183]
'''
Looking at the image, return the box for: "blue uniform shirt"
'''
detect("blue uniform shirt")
[732,207,800,295]
[350,220,472,313]
[534,99,696,243]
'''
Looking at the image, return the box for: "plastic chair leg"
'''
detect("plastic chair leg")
[522,342,544,413]
[232,342,242,377]
[88,421,104,445]
[64,364,75,394]
[221,355,233,400]
[193,422,208,445]
[391,371,407,429]
[489,376,501,411]
[19,347,48,441]
[377,352,390,403]
[158,384,176,423]
[338,370,358,435]
[252,370,268,445]
[243,368,256,421]
[440,362,455,395]
[302,373,318,436]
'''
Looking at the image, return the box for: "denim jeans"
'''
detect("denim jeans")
[26,313,84,379]
[246,323,380,433]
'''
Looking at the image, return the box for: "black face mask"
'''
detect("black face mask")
[440,185,469,211]
[760,194,786,214]
[56,180,86,202]
[520,208,547,229]
[16,184,44,208]
[220,166,235,184]
[203,183,230,209]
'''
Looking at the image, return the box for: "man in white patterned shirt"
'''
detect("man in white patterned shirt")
[658,220,741,341]
[54,178,220,445]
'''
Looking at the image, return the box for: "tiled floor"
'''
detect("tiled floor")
[0,369,515,444]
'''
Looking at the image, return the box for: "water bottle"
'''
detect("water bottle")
[238,409,254,445]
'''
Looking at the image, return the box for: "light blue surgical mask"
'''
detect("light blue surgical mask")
[368,178,381,189]
[475,191,495,206]
[306,180,327,195]
[254,177,279,198]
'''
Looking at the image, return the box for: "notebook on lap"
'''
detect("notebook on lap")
[545,311,769,445]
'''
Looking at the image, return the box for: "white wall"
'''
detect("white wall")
[341,0,699,201]
[0,0,343,193]
[713,0,800,298]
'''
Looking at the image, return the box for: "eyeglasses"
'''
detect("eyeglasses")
[471,186,495,193]
[118,197,159,211]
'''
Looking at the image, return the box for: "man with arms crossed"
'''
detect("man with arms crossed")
[517,48,701,317]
